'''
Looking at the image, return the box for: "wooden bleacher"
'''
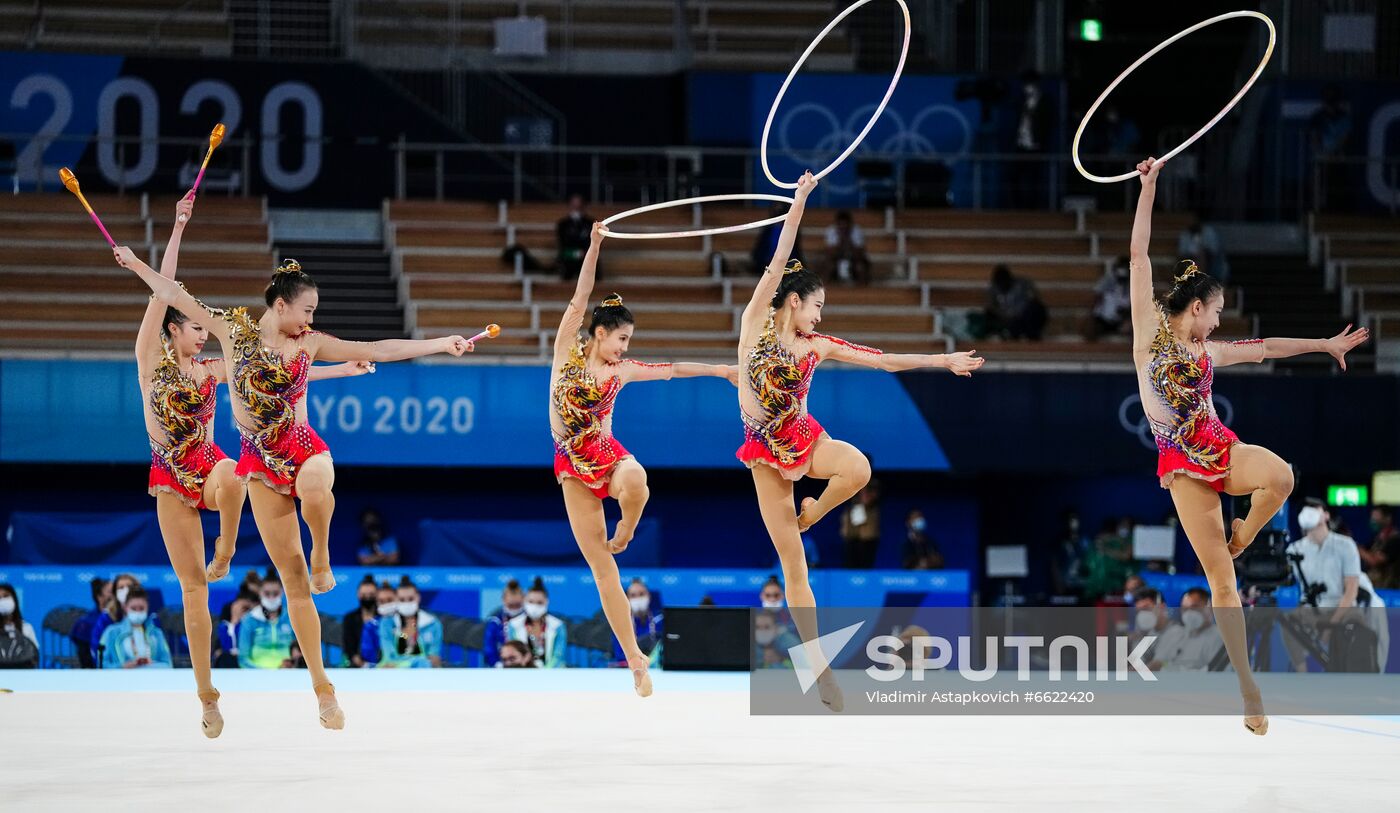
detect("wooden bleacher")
[0,194,273,354]
[1314,214,1400,348]
[390,200,1260,366]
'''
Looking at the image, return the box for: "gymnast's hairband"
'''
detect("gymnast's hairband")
[275,259,303,275]
[784,259,804,275]
[600,294,624,308]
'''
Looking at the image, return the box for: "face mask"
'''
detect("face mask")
[629,596,650,614]
[755,628,777,646]
[1068,519,1080,534]
[1122,592,1135,605]
[1181,609,1206,632]
[398,600,419,617]
[761,599,784,609]
[360,597,376,611]
[261,595,283,613]
[1135,609,1159,632]
[1298,506,1324,531]
[116,586,130,605]
[377,602,396,617]
[0,597,14,615]
[503,603,524,617]
[525,602,548,620]
[910,518,927,533]
[127,610,149,626]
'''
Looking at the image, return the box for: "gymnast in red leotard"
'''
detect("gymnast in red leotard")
[1128,156,1367,735]
[136,195,368,738]
[550,221,735,696]
[118,246,467,731]
[737,171,984,711]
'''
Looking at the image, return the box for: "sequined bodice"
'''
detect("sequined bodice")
[742,310,819,439]
[551,342,622,451]
[1144,309,1225,467]
[220,307,313,475]
[147,349,218,471]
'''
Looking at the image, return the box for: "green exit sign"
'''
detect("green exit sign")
[1328,485,1369,506]
[1080,19,1103,42]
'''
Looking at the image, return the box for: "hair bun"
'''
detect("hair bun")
[784,259,804,275]
[275,259,303,275]
[600,293,624,308]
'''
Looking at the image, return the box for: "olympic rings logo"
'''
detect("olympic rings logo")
[775,102,973,194]
[1118,394,1234,450]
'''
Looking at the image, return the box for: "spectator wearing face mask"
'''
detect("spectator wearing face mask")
[508,578,567,668]
[753,609,800,669]
[1085,256,1133,341]
[359,581,398,666]
[498,640,537,668]
[483,579,526,667]
[70,577,109,668]
[1150,588,1224,671]
[238,569,295,669]
[1285,500,1389,671]
[902,510,944,570]
[0,583,39,668]
[356,509,400,567]
[1129,587,1172,660]
[556,194,593,280]
[378,577,443,668]
[92,573,142,659]
[613,578,663,667]
[756,575,795,628]
[214,590,255,668]
[840,483,882,569]
[219,570,262,624]
[99,586,172,669]
[343,575,378,667]
[1177,213,1229,284]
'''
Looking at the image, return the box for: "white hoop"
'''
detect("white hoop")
[1072,10,1276,184]
[760,0,912,190]
[598,194,795,241]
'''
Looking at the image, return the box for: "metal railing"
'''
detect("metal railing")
[5,131,1396,220]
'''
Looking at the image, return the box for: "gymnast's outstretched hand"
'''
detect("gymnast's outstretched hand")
[1325,323,1369,371]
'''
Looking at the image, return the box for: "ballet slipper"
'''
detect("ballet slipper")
[314,681,345,730]
[627,655,653,698]
[796,497,818,533]
[198,689,224,739]
[1242,688,1268,736]
[310,568,336,595]
[205,540,232,582]
[816,668,844,712]
[1227,518,1250,560]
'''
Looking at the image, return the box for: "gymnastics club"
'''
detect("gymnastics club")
[58,167,115,248]
[180,122,226,221]
[468,324,502,345]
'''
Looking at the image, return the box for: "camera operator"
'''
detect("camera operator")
[1284,499,1390,671]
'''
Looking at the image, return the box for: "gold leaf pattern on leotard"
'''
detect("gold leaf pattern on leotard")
[1147,305,1225,470]
[551,338,621,479]
[216,305,311,479]
[148,341,218,493]
[743,308,817,465]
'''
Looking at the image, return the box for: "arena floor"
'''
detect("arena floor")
[1,670,1396,811]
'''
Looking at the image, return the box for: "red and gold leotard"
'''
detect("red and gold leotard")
[737,309,882,479]
[146,346,228,509]
[1143,307,1263,491]
[550,340,649,498]
[214,307,329,497]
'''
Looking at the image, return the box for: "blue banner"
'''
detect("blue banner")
[0,359,950,470]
